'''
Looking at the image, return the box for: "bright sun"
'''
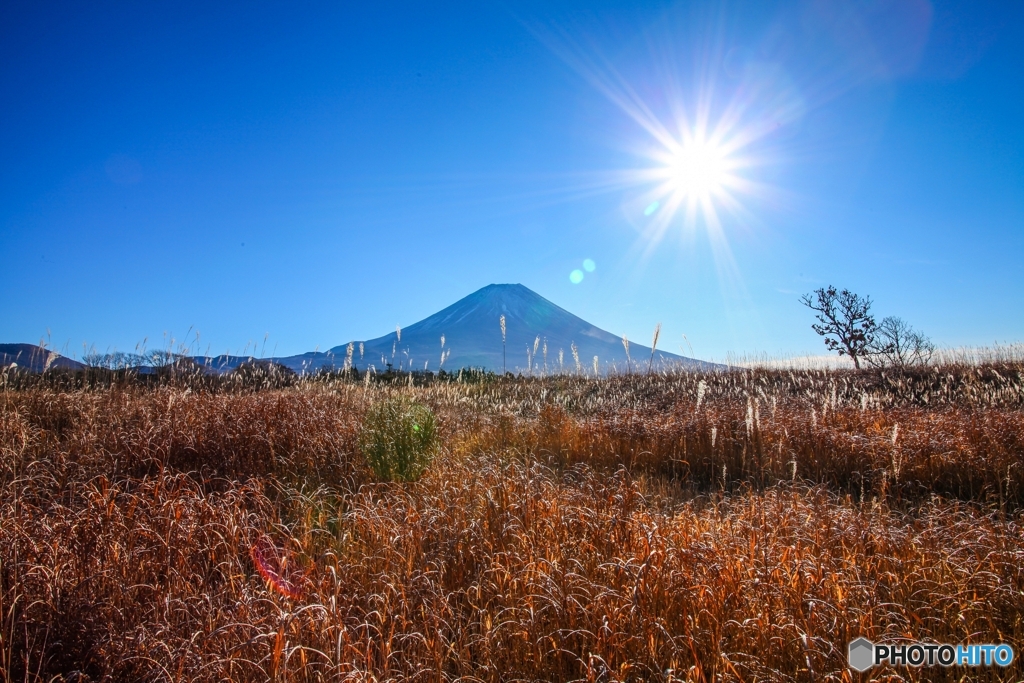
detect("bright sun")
[636,132,742,236]
[668,139,728,199]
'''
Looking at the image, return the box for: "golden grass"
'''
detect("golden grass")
[1,364,1023,681]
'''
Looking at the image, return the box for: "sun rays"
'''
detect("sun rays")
[526,15,788,276]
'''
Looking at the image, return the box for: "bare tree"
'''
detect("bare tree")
[800,286,877,369]
[865,316,935,369]
[83,351,151,370]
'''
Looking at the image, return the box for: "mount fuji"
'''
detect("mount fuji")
[246,283,710,375]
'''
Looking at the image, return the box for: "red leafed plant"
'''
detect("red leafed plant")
[250,533,305,600]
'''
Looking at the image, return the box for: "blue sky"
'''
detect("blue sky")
[2,0,1022,362]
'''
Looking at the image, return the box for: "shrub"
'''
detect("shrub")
[359,396,438,481]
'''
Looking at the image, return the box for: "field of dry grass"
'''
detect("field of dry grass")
[1,363,1023,681]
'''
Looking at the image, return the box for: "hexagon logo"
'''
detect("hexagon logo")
[848,637,875,672]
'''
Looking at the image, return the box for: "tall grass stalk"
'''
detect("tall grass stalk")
[649,322,661,373]
[500,315,506,375]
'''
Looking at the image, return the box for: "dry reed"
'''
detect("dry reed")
[1,362,1022,681]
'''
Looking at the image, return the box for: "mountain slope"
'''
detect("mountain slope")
[324,283,709,374]
[0,344,86,372]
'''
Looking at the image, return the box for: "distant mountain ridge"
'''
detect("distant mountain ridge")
[3,284,716,375]
[0,343,86,373]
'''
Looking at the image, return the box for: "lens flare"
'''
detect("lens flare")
[250,534,304,600]
[569,269,584,284]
